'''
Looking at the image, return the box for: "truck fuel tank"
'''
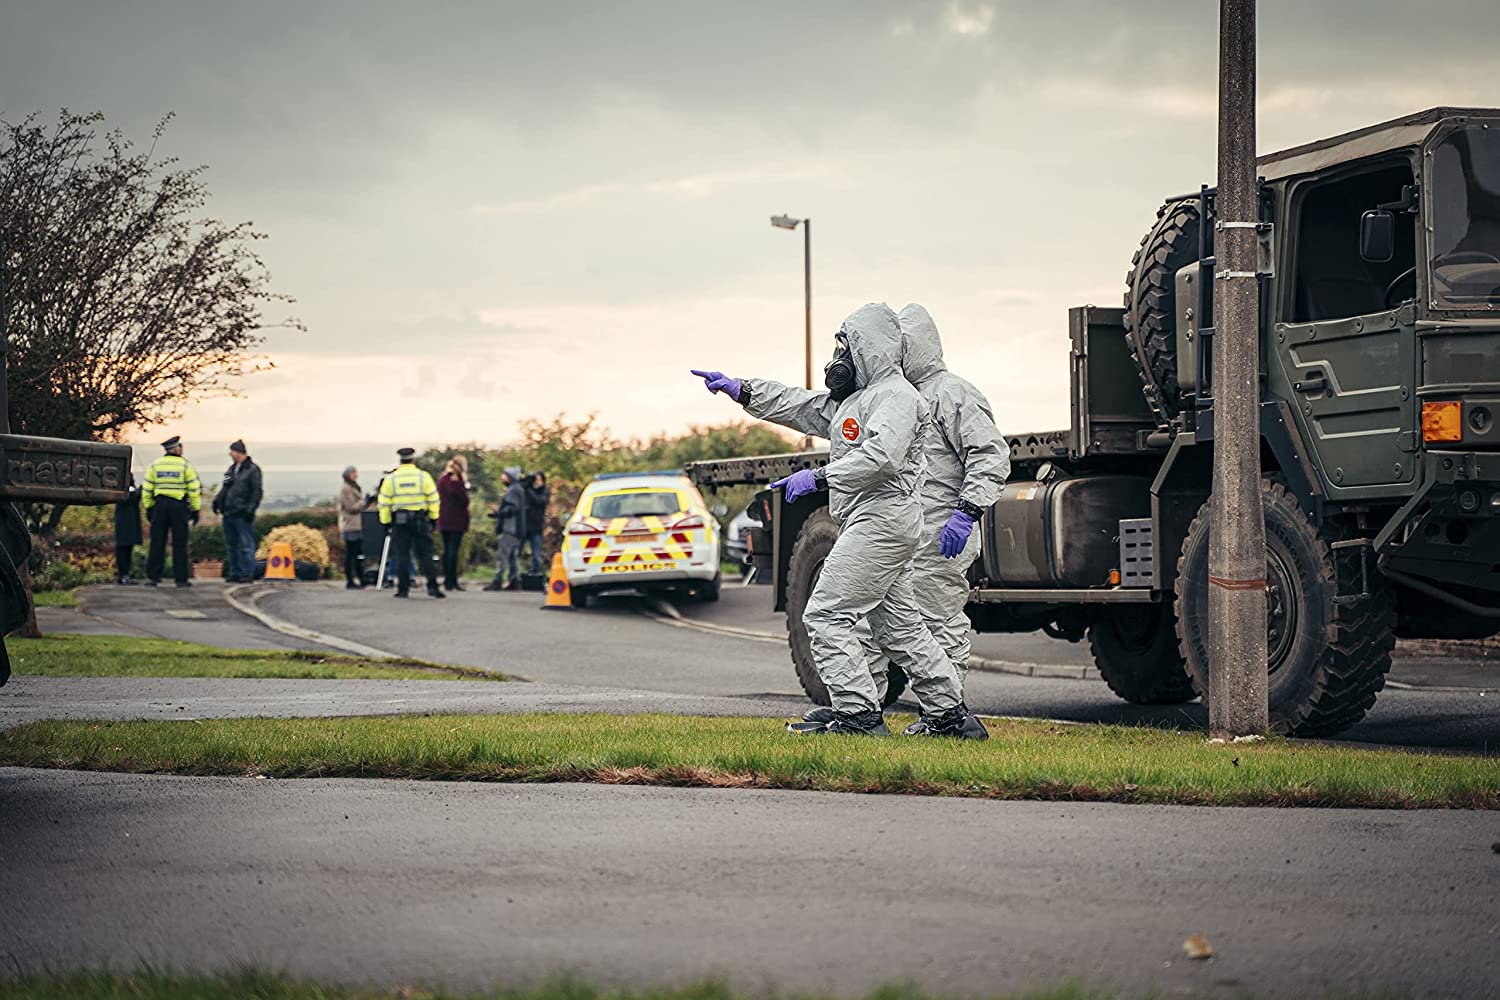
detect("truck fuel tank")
[982,473,1152,588]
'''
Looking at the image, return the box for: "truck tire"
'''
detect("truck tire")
[1087,604,1197,704]
[1123,199,1200,427]
[1175,480,1396,737]
[785,506,907,709]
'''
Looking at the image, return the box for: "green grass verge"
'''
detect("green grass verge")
[7,634,506,682]
[2,712,1495,808]
[0,970,1126,1000]
[31,588,80,608]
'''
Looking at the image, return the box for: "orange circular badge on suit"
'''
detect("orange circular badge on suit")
[841,417,861,442]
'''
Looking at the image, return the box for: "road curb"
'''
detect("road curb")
[639,602,785,645]
[637,603,1103,679]
[222,584,405,661]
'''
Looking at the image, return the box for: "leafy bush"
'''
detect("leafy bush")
[189,524,227,561]
[32,555,113,591]
[256,524,331,568]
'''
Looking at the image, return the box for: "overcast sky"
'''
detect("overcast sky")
[4,1,1498,450]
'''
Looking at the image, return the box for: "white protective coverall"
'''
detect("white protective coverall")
[742,304,964,716]
[896,303,1010,676]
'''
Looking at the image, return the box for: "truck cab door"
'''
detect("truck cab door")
[1271,307,1417,491]
[1270,157,1421,494]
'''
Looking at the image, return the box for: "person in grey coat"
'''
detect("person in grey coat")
[895,304,1010,674]
[692,303,983,738]
[483,467,527,591]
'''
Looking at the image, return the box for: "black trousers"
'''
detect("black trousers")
[115,545,134,580]
[391,517,438,594]
[441,530,465,588]
[146,496,191,584]
[343,532,364,584]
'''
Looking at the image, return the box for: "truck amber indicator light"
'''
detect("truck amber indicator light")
[1421,401,1463,443]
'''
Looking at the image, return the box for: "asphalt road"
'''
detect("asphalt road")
[3,769,1495,999]
[245,582,1500,752]
[0,676,807,727]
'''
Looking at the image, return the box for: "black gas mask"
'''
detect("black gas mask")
[823,332,857,403]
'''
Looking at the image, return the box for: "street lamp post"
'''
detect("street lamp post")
[1209,0,1270,736]
[771,214,813,448]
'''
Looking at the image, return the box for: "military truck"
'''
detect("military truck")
[687,108,1500,737]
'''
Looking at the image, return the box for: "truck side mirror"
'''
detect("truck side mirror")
[1360,210,1395,262]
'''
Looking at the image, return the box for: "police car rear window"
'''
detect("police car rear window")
[589,491,682,519]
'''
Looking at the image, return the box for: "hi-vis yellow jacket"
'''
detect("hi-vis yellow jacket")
[377,463,440,524]
[142,454,202,512]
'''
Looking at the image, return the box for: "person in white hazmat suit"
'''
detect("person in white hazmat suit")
[691,303,987,738]
[803,303,1011,732]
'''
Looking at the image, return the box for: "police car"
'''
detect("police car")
[562,471,722,608]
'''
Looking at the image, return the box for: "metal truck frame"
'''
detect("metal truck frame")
[688,108,1500,737]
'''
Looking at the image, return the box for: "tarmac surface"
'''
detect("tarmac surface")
[15,579,1497,750]
[246,581,1500,752]
[4,578,1498,996]
[3,768,1495,999]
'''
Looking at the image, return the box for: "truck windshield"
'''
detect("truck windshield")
[1429,125,1500,308]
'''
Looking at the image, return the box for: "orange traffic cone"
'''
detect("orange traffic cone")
[264,540,296,580]
[542,552,572,609]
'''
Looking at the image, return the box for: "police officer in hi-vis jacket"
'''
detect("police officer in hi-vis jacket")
[377,447,444,599]
[142,435,202,588]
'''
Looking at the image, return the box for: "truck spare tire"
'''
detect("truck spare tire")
[1123,199,1200,427]
[785,506,907,709]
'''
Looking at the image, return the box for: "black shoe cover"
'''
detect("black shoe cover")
[428,586,446,599]
[787,709,889,736]
[903,704,988,741]
[801,706,836,724]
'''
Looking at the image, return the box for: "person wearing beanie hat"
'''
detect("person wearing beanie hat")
[142,435,202,587]
[212,439,263,583]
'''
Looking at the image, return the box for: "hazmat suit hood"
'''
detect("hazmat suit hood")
[898,303,948,386]
[838,303,903,392]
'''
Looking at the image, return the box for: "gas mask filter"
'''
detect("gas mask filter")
[824,333,857,402]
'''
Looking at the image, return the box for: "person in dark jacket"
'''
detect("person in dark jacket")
[211,439,263,583]
[436,455,471,591]
[523,471,549,574]
[483,466,526,591]
[113,474,143,585]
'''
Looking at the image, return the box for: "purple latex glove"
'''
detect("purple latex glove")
[938,509,975,558]
[771,468,819,504]
[690,369,741,401]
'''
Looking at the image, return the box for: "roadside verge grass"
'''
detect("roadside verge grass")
[31,588,80,608]
[7,634,506,681]
[2,711,1495,808]
[0,970,1123,1000]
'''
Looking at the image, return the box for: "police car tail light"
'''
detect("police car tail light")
[670,514,706,530]
[567,519,608,535]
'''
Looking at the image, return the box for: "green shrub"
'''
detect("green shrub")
[189,524,227,561]
[32,557,112,591]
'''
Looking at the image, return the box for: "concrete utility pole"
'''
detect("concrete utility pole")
[770,213,814,448]
[1209,0,1269,736]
